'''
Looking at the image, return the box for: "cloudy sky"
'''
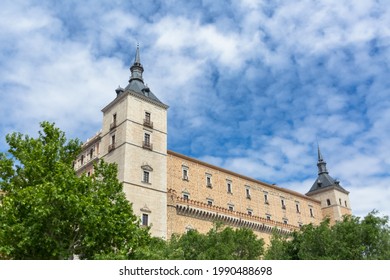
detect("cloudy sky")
[1,0,389,219]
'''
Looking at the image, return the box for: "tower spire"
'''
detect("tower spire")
[317,144,328,175]
[129,44,144,83]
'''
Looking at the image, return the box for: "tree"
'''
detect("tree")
[0,122,151,259]
[264,211,390,260]
[152,223,265,260]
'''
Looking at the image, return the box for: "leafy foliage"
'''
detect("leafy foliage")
[0,122,151,259]
[264,211,390,260]
[142,223,265,260]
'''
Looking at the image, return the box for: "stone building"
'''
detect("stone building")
[74,47,352,242]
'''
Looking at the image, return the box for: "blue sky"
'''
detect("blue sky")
[1,0,389,218]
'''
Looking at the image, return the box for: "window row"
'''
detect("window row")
[326,198,348,208]
[181,192,315,218]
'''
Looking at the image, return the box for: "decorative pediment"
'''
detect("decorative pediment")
[140,204,151,213]
[141,164,153,171]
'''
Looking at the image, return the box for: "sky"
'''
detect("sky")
[0,0,389,219]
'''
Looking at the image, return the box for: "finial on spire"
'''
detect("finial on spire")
[129,44,144,83]
[316,144,328,175]
[134,42,141,65]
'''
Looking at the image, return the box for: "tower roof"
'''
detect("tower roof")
[306,146,349,195]
[121,45,167,107]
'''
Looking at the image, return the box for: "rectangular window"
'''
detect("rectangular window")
[207,199,213,206]
[281,199,286,209]
[266,214,271,221]
[142,214,149,226]
[182,167,189,181]
[283,219,288,225]
[143,133,152,150]
[110,113,117,130]
[339,198,342,205]
[227,180,232,193]
[89,148,93,160]
[143,171,150,183]
[247,209,253,216]
[326,199,331,206]
[206,174,212,188]
[296,202,300,213]
[246,187,251,199]
[345,201,348,207]
[80,155,84,165]
[144,112,153,128]
[310,208,314,217]
[228,204,234,211]
[264,192,269,204]
[183,193,189,200]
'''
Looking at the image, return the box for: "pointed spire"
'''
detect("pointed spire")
[129,43,144,83]
[317,144,328,175]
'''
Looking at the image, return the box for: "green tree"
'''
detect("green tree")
[155,223,265,260]
[0,122,151,259]
[265,211,390,260]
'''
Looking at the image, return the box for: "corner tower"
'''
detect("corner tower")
[306,146,352,223]
[101,46,169,238]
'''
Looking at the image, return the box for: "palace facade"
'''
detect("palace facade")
[74,47,351,242]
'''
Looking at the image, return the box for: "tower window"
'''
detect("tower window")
[326,199,331,206]
[345,201,348,207]
[339,198,342,205]
[143,171,150,183]
[144,112,153,128]
[143,133,152,150]
[142,214,149,226]
[89,148,93,160]
[310,208,314,217]
[264,192,269,204]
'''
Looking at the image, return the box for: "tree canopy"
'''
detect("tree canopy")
[264,211,390,260]
[137,223,265,260]
[0,122,151,259]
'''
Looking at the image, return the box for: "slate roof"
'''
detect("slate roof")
[306,146,349,195]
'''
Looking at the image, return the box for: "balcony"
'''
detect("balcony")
[143,119,153,129]
[110,121,117,130]
[142,141,153,150]
[108,143,115,152]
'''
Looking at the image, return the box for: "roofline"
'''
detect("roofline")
[101,89,169,113]
[306,185,350,196]
[167,150,321,204]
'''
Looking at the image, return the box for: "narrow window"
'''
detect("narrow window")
[266,214,271,221]
[227,181,232,193]
[326,199,331,206]
[296,202,300,213]
[80,155,84,165]
[339,198,342,205]
[182,167,189,181]
[110,113,117,130]
[264,192,269,204]
[111,134,116,144]
[142,214,149,226]
[143,133,152,150]
[345,200,348,207]
[145,112,151,123]
[310,208,314,217]
[143,171,150,183]
[281,199,286,209]
[89,148,93,160]
[206,174,212,188]
[246,187,251,199]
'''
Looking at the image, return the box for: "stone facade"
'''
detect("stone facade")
[75,47,352,241]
